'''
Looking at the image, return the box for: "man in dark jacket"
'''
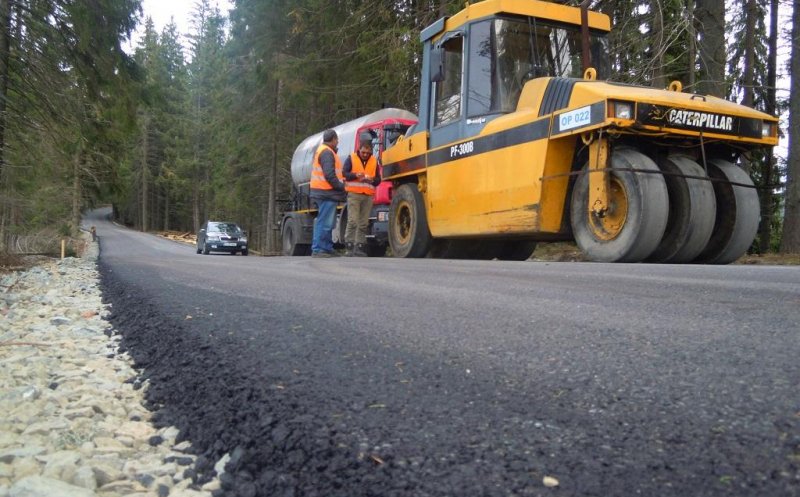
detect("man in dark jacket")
[309,129,346,257]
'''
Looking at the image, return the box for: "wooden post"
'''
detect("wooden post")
[61,239,65,259]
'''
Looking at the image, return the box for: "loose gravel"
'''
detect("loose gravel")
[0,236,222,497]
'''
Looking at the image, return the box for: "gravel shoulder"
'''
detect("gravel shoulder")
[0,233,223,497]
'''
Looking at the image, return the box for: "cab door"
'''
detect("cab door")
[425,20,542,237]
[429,32,465,149]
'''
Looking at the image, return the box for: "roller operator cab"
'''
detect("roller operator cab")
[281,109,417,256]
[382,0,779,263]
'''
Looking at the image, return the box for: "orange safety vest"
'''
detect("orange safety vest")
[345,152,378,195]
[310,144,343,190]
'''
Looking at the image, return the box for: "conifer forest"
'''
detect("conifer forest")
[0,0,799,256]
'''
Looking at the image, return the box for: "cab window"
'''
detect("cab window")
[434,36,463,126]
[467,17,610,117]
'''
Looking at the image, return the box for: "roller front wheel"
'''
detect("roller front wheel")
[570,147,669,263]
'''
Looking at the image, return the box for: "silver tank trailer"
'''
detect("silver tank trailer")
[290,108,418,187]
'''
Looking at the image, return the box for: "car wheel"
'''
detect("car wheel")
[242,249,248,256]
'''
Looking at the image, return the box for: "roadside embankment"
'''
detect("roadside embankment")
[0,235,223,497]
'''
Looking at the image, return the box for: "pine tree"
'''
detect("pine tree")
[781,0,800,252]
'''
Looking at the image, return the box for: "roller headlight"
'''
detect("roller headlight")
[612,101,634,120]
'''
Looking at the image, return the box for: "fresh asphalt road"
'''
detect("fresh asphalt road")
[89,208,800,497]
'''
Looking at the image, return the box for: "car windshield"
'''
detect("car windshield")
[208,223,242,234]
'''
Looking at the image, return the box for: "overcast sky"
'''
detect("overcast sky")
[131,0,233,51]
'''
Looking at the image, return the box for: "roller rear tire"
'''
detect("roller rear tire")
[693,160,759,264]
[647,156,716,263]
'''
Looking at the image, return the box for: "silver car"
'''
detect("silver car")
[196,221,248,256]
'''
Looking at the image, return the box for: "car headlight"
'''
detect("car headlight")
[206,235,220,241]
[609,100,634,120]
[762,121,776,138]
[240,237,247,243]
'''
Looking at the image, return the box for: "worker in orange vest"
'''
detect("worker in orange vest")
[342,136,381,256]
[310,129,346,258]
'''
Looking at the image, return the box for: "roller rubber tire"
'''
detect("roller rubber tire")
[570,147,669,263]
[647,156,716,263]
[389,183,432,258]
[693,159,760,264]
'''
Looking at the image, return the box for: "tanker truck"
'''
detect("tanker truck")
[381,0,779,263]
[280,108,417,256]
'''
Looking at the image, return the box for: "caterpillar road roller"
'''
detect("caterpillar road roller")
[382,0,779,263]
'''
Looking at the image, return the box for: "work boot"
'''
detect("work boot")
[354,243,368,257]
[345,242,355,257]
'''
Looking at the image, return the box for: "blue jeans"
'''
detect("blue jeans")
[311,199,338,254]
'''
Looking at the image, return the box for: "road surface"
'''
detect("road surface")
[90,208,800,497]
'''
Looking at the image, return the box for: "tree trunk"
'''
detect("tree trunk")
[651,0,665,88]
[0,0,11,185]
[781,0,800,253]
[72,152,82,235]
[759,0,778,253]
[739,0,757,175]
[141,116,149,232]
[695,0,726,97]
[687,0,696,89]
[193,182,200,233]
[164,185,169,232]
[266,78,281,255]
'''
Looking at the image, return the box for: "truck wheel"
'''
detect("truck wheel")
[282,218,310,256]
[389,183,432,258]
[693,159,760,264]
[647,156,716,263]
[570,147,669,262]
